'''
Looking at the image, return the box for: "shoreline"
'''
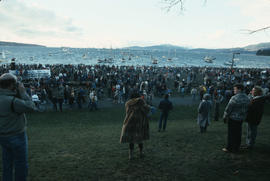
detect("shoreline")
[1,62,270,70]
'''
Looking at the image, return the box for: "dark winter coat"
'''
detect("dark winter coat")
[245,95,270,125]
[158,99,173,113]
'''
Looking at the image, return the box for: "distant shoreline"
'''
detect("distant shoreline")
[0,41,46,47]
[1,63,269,70]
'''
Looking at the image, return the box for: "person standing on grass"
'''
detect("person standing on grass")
[197,94,212,133]
[120,92,150,160]
[0,73,37,181]
[244,86,270,149]
[213,91,223,121]
[57,83,64,112]
[158,94,173,132]
[222,83,250,153]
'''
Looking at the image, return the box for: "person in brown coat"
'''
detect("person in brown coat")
[120,92,150,160]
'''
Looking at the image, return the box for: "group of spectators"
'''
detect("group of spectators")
[0,63,269,111]
[1,62,270,180]
[197,83,270,154]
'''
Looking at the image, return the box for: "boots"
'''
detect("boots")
[139,143,144,158]
[129,149,134,160]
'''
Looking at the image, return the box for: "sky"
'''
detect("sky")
[0,0,270,48]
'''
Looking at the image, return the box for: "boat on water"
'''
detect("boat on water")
[204,56,216,63]
[224,61,237,66]
[2,51,6,59]
[150,54,158,64]
[61,47,69,52]
[97,59,103,63]
[107,57,114,63]
[82,54,87,59]
[97,58,114,64]
[152,59,158,64]
[121,57,126,63]
[224,53,240,67]
[0,51,7,63]
[167,49,173,62]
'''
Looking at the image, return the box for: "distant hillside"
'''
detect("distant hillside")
[189,47,256,54]
[243,42,270,51]
[0,41,46,47]
[125,43,262,54]
[125,44,187,51]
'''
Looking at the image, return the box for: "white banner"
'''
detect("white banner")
[9,69,51,79]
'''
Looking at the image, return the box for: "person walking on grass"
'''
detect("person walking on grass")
[120,92,150,160]
[222,83,250,153]
[197,94,212,133]
[158,94,173,132]
[0,73,37,181]
[244,86,270,149]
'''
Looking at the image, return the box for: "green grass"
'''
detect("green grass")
[1,104,270,181]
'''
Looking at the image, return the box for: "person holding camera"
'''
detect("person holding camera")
[0,73,37,181]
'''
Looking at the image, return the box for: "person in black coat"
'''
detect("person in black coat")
[158,94,173,131]
[244,86,270,149]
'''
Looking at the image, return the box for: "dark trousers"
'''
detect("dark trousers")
[227,119,243,152]
[0,132,28,181]
[159,112,169,131]
[52,98,63,112]
[200,126,207,133]
[58,98,63,112]
[129,143,143,151]
[214,103,220,121]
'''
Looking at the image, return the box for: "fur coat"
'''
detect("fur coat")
[120,98,150,143]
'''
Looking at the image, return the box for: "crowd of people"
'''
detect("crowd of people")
[0,63,269,111]
[0,62,270,180]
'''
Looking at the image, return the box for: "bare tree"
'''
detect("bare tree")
[162,0,207,12]
[163,0,185,12]
[163,0,269,34]
[241,26,270,34]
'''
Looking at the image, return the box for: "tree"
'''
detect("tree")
[163,0,185,12]
[241,26,270,34]
[163,0,207,12]
[163,0,269,34]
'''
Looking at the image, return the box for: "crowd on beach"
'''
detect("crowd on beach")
[1,62,270,180]
[0,63,269,111]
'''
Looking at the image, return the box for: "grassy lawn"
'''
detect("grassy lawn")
[1,104,270,181]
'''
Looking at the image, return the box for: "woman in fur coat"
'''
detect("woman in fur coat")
[120,92,150,160]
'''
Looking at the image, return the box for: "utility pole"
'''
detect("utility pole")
[230,52,240,83]
[230,52,240,70]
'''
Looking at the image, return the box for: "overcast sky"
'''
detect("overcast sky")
[0,0,270,48]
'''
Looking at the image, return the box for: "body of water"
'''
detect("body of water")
[1,46,270,68]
